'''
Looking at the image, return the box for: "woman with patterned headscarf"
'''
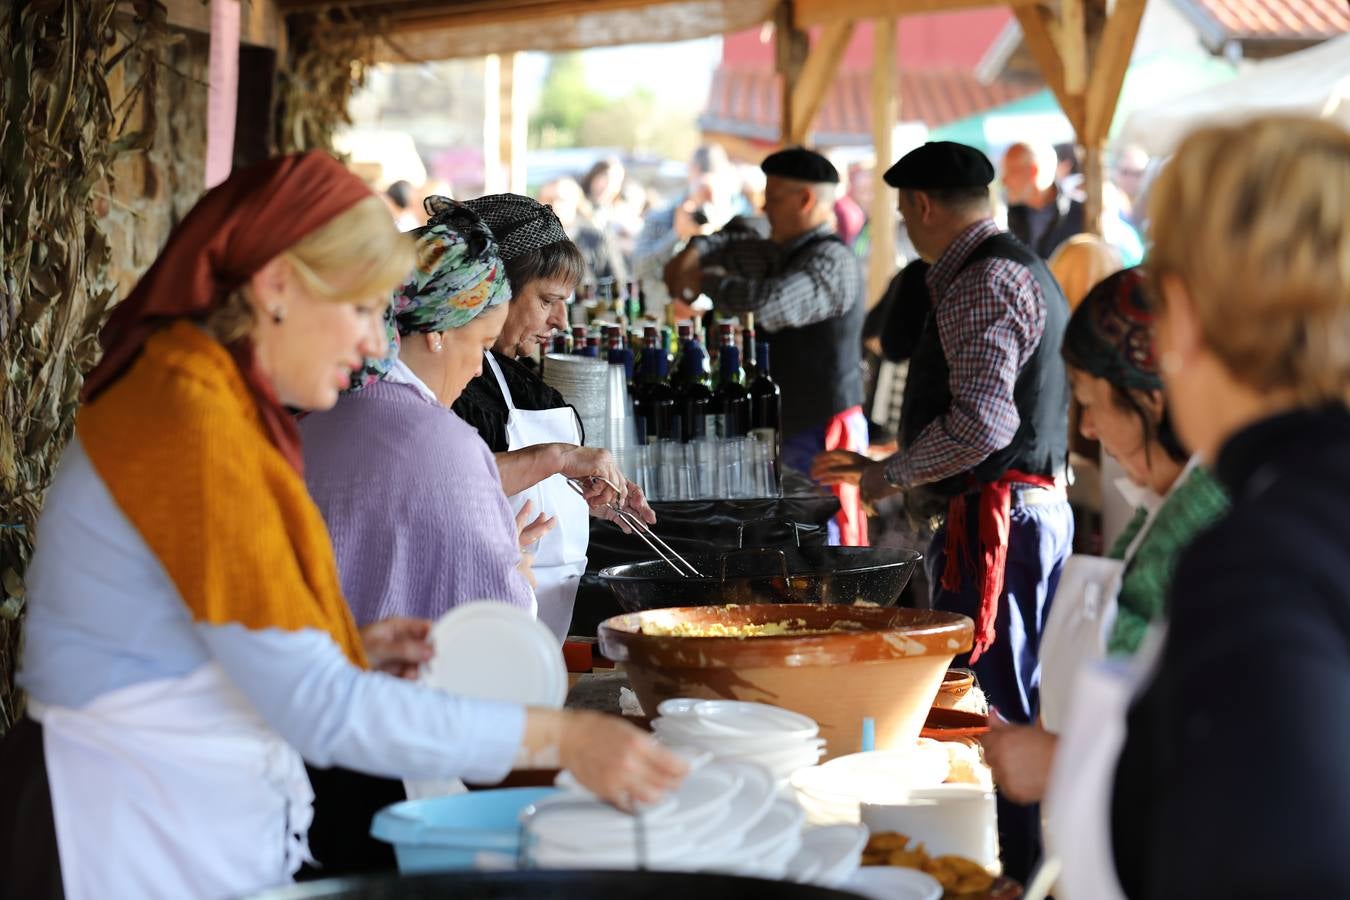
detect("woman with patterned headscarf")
[302,199,536,624]
[296,198,685,875]
[977,268,1228,894]
[0,158,684,899]
[452,194,654,640]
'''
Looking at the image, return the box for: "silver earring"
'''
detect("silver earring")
[270,306,285,325]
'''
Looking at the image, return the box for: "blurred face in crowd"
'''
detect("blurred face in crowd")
[849,167,875,210]
[495,275,572,358]
[539,179,583,229]
[1001,144,1039,205]
[1112,146,1149,204]
[590,164,625,206]
[248,257,389,411]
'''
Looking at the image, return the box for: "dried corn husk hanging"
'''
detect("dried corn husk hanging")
[278,9,383,155]
[0,0,171,735]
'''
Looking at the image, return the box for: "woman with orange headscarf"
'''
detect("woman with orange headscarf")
[0,153,684,899]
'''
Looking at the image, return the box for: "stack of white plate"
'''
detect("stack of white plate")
[541,354,608,447]
[789,743,952,826]
[537,759,804,878]
[650,699,827,784]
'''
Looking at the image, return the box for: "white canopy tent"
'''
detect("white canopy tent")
[1120,33,1350,156]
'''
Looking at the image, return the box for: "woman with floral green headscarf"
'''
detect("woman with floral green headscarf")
[300,200,539,626]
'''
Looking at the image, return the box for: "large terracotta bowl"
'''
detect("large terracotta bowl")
[597,604,973,760]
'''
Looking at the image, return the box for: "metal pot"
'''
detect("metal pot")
[246,870,868,899]
[596,545,923,612]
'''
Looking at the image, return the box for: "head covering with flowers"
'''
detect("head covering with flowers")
[1061,266,1161,393]
[349,197,511,391]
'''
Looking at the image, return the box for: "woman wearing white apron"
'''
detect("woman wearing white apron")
[453,194,654,640]
[0,161,688,899]
[979,269,1227,895]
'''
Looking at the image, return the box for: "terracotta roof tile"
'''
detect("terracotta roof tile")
[700,65,1037,144]
[1189,0,1350,41]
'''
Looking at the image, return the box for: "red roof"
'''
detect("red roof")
[700,65,1037,146]
[1179,0,1350,45]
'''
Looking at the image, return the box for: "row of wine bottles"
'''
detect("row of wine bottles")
[548,317,781,448]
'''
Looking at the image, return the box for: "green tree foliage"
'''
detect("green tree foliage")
[530,55,698,161]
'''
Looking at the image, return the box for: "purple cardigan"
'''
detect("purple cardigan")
[299,380,532,625]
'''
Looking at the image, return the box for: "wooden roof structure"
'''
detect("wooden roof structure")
[170,0,1148,299]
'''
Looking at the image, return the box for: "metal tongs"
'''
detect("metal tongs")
[566,476,704,579]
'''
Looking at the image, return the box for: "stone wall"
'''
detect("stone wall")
[102,33,211,300]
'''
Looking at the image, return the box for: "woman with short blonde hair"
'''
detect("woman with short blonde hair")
[1092,116,1350,899]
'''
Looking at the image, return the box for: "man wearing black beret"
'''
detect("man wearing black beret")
[814,140,1072,883]
[664,146,868,545]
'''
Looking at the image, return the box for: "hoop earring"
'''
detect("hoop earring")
[270,306,285,325]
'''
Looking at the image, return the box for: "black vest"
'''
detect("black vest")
[898,232,1070,498]
[764,234,866,438]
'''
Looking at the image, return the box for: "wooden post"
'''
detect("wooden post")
[483,54,503,193]
[788,21,856,145]
[775,0,808,145]
[868,17,898,306]
[500,52,526,194]
[1082,0,1146,235]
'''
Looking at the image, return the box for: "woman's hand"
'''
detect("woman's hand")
[559,446,627,507]
[515,499,556,550]
[810,449,872,486]
[978,716,1059,805]
[360,617,434,680]
[591,480,656,533]
[520,709,687,809]
[517,551,538,590]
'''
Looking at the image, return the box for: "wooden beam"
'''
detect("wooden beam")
[788,20,855,145]
[1081,141,1106,236]
[1013,3,1083,136]
[794,0,1038,28]
[161,0,283,48]
[775,1,808,146]
[867,18,898,308]
[381,0,684,33]
[1059,0,1086,95]
[1083,0,1146,144]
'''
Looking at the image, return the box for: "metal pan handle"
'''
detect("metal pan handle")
[718,547,792,583]
[735,516,803,549]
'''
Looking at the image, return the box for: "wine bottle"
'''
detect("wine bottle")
[675,339,714,442]
[741,324,758,383]
[669,323,694,390]
[749,340,782,479]
[605,325,634,378]
[711,342,750,438]
[632,338,677,441]
[571,325,589,356]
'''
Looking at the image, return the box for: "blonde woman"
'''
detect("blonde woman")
[1050,117,1350,899]
[0,153,684,899]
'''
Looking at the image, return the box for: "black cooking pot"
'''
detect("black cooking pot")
[596,544,923,612]
[245,870,868,899]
